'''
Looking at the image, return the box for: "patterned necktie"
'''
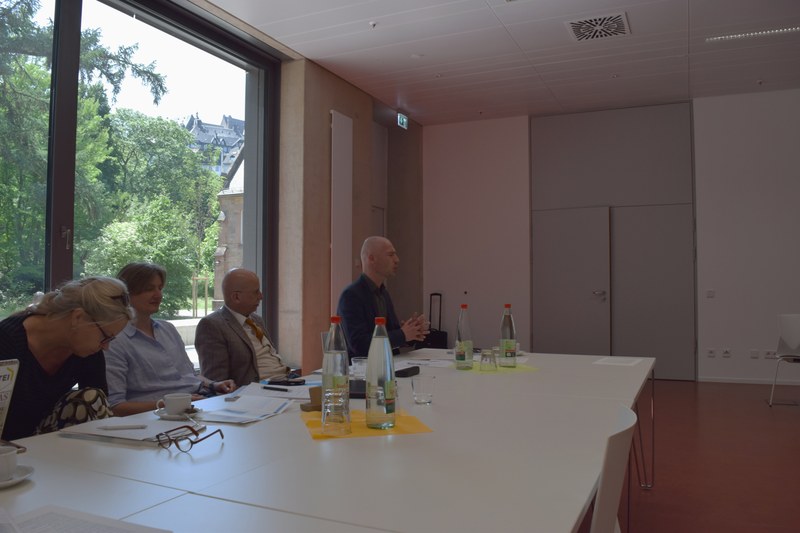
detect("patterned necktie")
[244,317,264,342]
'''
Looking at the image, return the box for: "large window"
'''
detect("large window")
[0,0,280,333]
[0,0,55,315]
[75,0,248,319]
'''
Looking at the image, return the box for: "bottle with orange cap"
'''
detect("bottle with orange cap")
[499,303,517,368]
[321,315,351,435]
[366,317,396,429]
[454,304,473,370]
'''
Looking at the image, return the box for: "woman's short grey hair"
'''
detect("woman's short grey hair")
[30,277,133,324]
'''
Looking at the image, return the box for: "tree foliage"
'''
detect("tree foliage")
[79,110,223,317]
[0,0,223,317]
[83,196,195,317]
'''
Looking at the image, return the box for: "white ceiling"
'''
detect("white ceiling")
[203,0,800,125]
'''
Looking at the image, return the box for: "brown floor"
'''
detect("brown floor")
[617,379,800,533]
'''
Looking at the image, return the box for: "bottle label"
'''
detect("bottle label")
[323,374,349,389]
[455,340,472,362]
[384,380,396,414]
[501,339,516,358]
[455,349,465,362]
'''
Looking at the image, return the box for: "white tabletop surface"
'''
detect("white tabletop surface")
[0,451,182,519]
[126,493,389,533]
[1,350,654,532]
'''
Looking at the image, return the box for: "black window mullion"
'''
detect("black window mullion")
[46,0,83,288]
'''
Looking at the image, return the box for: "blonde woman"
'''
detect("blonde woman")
[0,277,133,440]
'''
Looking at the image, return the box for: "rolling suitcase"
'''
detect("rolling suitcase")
[415,292,448,349]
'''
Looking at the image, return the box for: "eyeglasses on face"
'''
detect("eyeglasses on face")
[156,425,224,452]
[93,322,116,345]
[85,312,117,346]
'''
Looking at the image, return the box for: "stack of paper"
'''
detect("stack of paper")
[196,386,291,424]
[60,419,206,445]
[0,505,169,532]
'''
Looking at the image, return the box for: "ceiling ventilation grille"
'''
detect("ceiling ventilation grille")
[566,13,631,41]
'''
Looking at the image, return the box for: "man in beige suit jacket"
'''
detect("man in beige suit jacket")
[196,269,289,385]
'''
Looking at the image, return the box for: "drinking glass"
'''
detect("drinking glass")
[480,348,498,372]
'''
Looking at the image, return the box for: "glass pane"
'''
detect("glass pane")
[75,0,247,366]
[0,0,55,317]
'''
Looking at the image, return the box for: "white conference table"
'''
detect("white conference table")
[1,350,654,533]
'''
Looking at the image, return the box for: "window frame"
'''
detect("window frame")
[46,0,282,334]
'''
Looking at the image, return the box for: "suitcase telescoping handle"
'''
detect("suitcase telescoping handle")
[429,292,443,331]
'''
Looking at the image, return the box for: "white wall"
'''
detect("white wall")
[694,88,800,384]
[422,116,530,350]
[421,90,800,384]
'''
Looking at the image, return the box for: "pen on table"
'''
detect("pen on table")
[262,385,289,392]
[97,424,148,431]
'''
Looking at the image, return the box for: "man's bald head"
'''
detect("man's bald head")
[222,268,262,316]
[360,236,399,285]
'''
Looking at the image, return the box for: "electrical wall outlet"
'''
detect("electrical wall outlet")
[722,349,732,358]
[750,349,760,359]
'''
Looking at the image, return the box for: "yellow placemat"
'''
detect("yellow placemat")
[301,409,432,440]
[465,362,538,374]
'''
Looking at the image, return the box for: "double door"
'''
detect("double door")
[531,204,695,380]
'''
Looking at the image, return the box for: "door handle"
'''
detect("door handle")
[592,289,606,296]
[61,226,72,251]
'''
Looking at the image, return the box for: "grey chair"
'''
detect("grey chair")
[768,314,800,407]
[590,405,638,533]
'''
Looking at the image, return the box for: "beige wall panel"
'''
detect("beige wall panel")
[279,60,424,372]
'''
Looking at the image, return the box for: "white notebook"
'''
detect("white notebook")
[0,359,19,438]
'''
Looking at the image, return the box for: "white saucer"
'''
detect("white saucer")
[0,465,33,489]
[154,407,202,421]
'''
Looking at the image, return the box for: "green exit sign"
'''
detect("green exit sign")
[397,112,408,129]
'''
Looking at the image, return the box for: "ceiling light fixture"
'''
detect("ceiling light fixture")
[705,26,800,42]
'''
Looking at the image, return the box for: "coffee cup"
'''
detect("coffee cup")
[156,392,192,415]
[0,446,18,481]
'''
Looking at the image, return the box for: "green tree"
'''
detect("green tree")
[99,109,222,273]
[0,0,166,300]
[1,0,223,317]
[83,196,194,318]
[199,220,219,280]
[73,94,115,272]
[0,60,49,277]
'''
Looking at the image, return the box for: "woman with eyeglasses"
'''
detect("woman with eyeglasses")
[104,262,236,417]
[0,277,133,440]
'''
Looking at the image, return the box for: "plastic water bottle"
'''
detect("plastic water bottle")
[455,304,474,370]
[322,315,351,435]
[366,317,396,429]
[499,303,517,368]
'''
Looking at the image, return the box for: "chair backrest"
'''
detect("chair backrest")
[590,405,638,533]
[777,314,800,355]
